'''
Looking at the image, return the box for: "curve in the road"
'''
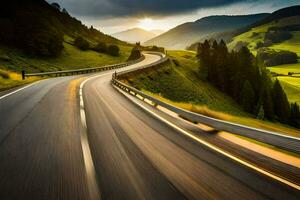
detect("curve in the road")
[0,53,299,200]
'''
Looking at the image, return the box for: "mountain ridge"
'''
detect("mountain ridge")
[112,28,159,43]
[144,13,270,49]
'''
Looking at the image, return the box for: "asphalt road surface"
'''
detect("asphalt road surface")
[0,53,299,200]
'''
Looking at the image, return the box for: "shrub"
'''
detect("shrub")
[74,37,89,50]
[0,70,10,79]
[127,49,141,61]
[265,30,292,43]
[107,45,120,56]
[257,48,297,66]
[93,42,107,53]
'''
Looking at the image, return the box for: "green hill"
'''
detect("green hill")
[225,6,300,105]
[0,0,133,91]
[144,14,269,49]
[0,0,132,72]
[121,50,300,136]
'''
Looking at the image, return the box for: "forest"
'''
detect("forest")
[197,40,300,128]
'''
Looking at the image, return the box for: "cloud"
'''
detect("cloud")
[48,0,255,18]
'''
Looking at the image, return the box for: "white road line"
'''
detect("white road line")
[114,86,300,191]
[79,72,111,200]
[0,81,41,101]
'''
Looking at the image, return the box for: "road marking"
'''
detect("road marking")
[0,81,41,101]
[114,86,300,191]
[79,72,111,200]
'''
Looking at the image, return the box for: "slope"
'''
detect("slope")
[144,14,269,49]
[0,0,133,91]
[112,28,157,43]
[121,50,300,136]
[226,6,300,105]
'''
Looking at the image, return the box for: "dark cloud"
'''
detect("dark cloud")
[48,0,256,17]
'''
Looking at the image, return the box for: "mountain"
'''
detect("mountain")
[150,29,165,35]
[144,14,270,49]
[112,28,157,43]
[188,5,300,51]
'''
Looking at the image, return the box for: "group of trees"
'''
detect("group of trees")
[256,29,292,49]
[257,48,297,66]
[74,36,120,56]
[197,39,300,128]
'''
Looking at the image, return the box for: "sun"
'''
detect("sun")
[138,18,155,31]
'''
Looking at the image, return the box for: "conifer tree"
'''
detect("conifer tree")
[272,79,290,123]
[290,102,300,127]
[240,80,255,113]
[257,106,265,120]
[263,88,275,120]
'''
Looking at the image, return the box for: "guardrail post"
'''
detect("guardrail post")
[21,70,25,80]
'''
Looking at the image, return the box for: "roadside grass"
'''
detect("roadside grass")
[145,91,300,137]
[124,50,300,137]
[0,69,40,92]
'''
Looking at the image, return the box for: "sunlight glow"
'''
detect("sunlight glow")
[137,18,155,31]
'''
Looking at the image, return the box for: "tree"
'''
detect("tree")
[107,45,120,56]
[127,48,141,61]
[257,106,265,120]
[272,79,290,123]
[74,37,89,50]
[94,42,107,53]
[240,80,256,113]
[290,102,300,127]
[263,87,275,120]
[62,8,69,15]
[197,40,210,79]
[51,3,61,11]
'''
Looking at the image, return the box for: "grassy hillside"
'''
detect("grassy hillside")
[228,16,300,55]
[145,14,269,50]
[268,63,300,104]
[122,50,300,136]
[227,12,300,106]
[0,41,132,73]
[188,6,300,51]
[0,0,134,91]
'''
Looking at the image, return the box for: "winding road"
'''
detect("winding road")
[0,53,299,200]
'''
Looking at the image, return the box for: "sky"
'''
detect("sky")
[47,0,300,34]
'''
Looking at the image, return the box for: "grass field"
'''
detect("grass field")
[268,63,300,104]
[0,69,40,91]
[268,62,300,75]
[124,50,300,137]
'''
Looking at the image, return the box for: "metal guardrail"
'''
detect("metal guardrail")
[23,55,146,79]
[112,52,300,154]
